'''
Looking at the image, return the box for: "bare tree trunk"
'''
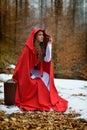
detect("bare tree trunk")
[72,0,76,31]
[19,0,23,16]
[2,0,7,37]
[51,0,54,12]
[85,2,87,54]
[8,0,11,41]
[5,0,7,37]
[14,0,18,44]
[39,0,46,28]
[54,0,63,39]
[40,0,43,27]
[44,0,47,28]
[0,0,2,38]
[24,0,29,25]
[54,0,63,72]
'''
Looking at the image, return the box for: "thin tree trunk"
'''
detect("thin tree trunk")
[40,0,43,27]
[24,0,28,24]
[8,0,11,41]
[2,0,7,37]
[0,0,2,38]
[72,0,76,31]
[51,0,54,12]
[14,0,18,44]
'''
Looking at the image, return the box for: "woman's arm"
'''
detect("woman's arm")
[44,42,52,62]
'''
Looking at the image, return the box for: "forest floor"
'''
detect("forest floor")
[0,110,87,130]
[0,72,87,130]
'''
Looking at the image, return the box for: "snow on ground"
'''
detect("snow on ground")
[6,64,15,69]
[54,79,87,120]
[0,73,12,82]
[0,73,87,120]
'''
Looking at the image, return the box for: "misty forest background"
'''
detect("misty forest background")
[0,0,87,80]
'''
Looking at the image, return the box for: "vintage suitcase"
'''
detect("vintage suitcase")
[4,79,16,105]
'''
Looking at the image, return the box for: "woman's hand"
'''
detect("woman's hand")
[49,37,53,43]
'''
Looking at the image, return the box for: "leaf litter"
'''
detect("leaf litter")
[0,110,87,130]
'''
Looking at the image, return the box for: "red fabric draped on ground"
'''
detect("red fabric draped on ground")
[13,28,68,112]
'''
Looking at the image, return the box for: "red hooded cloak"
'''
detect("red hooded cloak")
[12,28,68,112]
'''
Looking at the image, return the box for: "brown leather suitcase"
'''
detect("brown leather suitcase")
[4,79,16,105]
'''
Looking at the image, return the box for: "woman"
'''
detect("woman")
[13,28,68,112]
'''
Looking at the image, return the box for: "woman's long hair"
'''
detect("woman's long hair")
[34,30,50,62]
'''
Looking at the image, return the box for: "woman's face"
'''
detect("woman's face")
[35,31,44,43]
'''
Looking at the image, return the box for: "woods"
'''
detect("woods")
[0,0,87,79]
[0,1,87,129]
